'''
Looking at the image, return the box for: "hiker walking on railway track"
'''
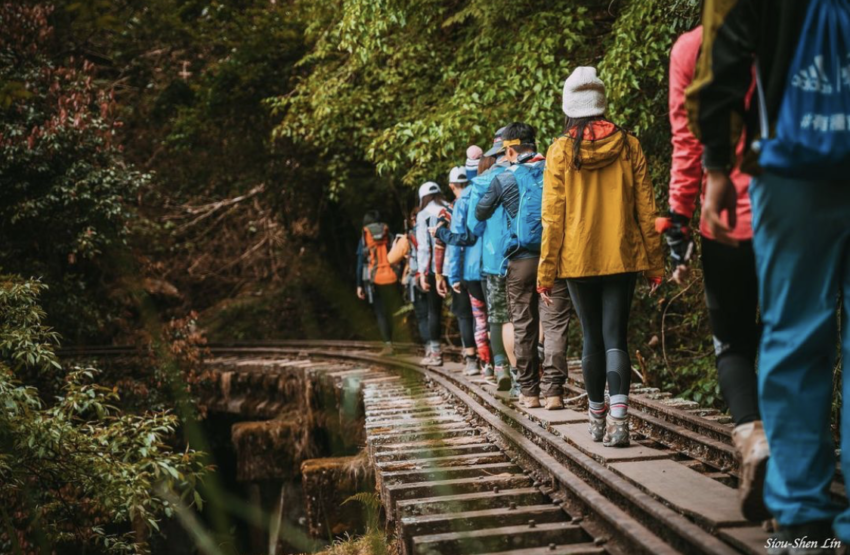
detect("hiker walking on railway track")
[539,67,664,446]
[466,128,516,393]
[476,122,548,409]
[663,24,769,523]
[689,0,850,549]
[434,157,495,379]
[402,207,431,347]
[416,181,451,366]
[356,210,402,356]
[436,166,480,375]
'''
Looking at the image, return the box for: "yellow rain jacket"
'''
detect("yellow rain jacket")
[538,127,664,288]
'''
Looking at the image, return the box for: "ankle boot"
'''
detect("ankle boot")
[588,412,605,442]
[732,420,771,522]
[494,365,511,391]
[519,393,541,408]
[602,414,630,447]
[463,356,480,376]
[544,396,564,410]
[509,367,521,399]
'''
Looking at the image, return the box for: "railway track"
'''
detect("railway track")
[62,341,780,554]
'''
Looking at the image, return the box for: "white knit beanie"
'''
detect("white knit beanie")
[562,66,606,118]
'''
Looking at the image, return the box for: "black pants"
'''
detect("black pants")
[465,279,487,306]
[451,281,475,350]
[426,274,442,346]
[566,272,636,403]
[412,287,430,344]
[701,236,761,425]
[371,284,401,343]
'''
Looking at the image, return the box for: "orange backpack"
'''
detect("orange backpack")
[363,223,398,285]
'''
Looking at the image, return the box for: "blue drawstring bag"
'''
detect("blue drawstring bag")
[758,0,850,179]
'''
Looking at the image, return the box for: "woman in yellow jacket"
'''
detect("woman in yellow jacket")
[538,67,664,447]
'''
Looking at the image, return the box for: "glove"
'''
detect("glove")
[656,212,694,265]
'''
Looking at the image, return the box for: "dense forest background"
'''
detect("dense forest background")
[1,0,715,553]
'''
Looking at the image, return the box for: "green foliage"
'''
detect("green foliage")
[0,4,147,341]
[600,0,700,138]
[0,274,207,554]
[341,492,382,531]
[312,530,392,555]
[119,0,306,199]
[341,492,383,550]
[271,0,595,192]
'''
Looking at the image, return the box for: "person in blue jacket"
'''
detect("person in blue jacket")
[463,127,515,393]
[436,159,494,379]
[440,166,479,375]
[475,122,547,409]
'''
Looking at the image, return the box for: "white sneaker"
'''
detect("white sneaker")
[418,345,432,365]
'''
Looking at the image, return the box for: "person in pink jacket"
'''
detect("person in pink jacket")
[661,25,769,523]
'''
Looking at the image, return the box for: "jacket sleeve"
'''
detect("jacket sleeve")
[474,176,503,221]
[538,142,566,289]
[355,238,365,287]
[669,33,704,219]
[435,226,479,246]
[631,139,665,278]
[446,203,462,284]
[686,0,760,171]
[416,212,431,275]
[435,195,479,247]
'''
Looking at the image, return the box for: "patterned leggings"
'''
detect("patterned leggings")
[465,280,492,365]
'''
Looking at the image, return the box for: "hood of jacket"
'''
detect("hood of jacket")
[563,121,625,170]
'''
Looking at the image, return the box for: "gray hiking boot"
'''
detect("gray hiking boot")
[464,357,480,376]
[588,411,606,442]
[603,414,630,447]
[733,420,771,522]
[482,363,495,380]
[494,365,511,391]
[509,368,521,399]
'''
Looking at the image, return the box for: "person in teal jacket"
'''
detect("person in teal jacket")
[437,154,494,380]
[463,127,515,392]
[441,166,478,375]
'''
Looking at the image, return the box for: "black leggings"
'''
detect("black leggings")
[412,287,430,344]
[426,274,443,345]
[371,284,401,343]
[701,236,761,425]
[566,273,636,403]
[451,281,475,350]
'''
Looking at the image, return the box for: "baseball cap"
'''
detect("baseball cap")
[484,126,508,157]
[418,181,441,200]
[448,166,468,184]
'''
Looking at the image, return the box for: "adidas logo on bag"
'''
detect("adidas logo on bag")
[792,55,834,94]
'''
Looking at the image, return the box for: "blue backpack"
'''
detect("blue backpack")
[504,161,544,257]
[757,0,850,179]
